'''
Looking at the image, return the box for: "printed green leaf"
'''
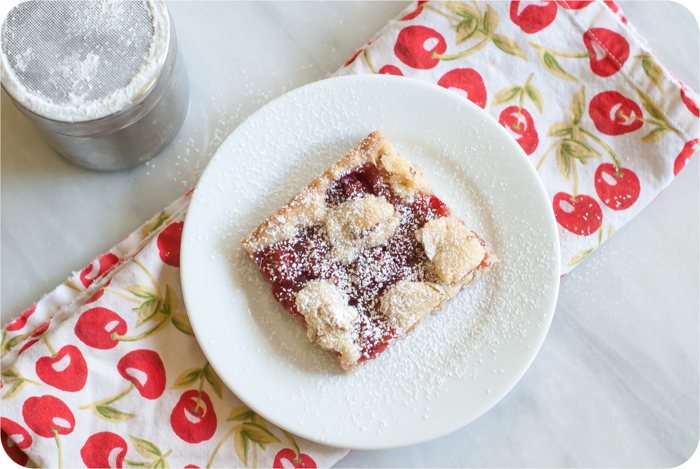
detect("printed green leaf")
[1,366,22,380]
[539,50,578,82]
[443,1,482,20]
[454,16,479,44]
[94,405,137,423]
[568,87,586,126]
[204,363,224,399]
[489,86,521,108]
[162,285,178,316]
[141,211,169,238]
[134,299,161,328]
[641,126,669,143]
[129,436,163,460]
[170,368,202,389]
[492,34,527,61]
[171,314,194,336]
[561,139,601,163]
[227,406,255,422]
[1,334,26,353]
[555,144,570,180]
[241,423,281,446]
[638,53,665,93]
[637,89,665,121]
[567,248,596,266]
[233,425,248,466]
[525,83,544,113]
[153,459,167,469]
[482,4,499,35]
[547,122,572,138]
[1,380,28,400]
[608,226,616,238]
[124,285,159,299]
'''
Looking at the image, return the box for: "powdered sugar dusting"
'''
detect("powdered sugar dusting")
[182,75,559,448]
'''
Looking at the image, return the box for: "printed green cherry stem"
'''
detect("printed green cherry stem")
[43,336,58,357]
[105,288,142,303]
[363,49,377,74]
[112,317,171,342]
[528,42,590,59]
[53,429,64,469]
[281,429,304,464]
[427,3,526,62]
[79,382,136,411]
[133,259,162,296]
[206,425,237,468]
[1,366,40,400]
[63,279,81,292]
[567,224,611,267]
[579,128,622,172]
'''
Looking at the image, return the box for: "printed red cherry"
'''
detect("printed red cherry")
[2,429,29,466]
[556,1,591,8]
[36,345,88,392]
[75,307,127,349]
[399,1,428,21]
[582,28,629,77]
[674,139,698,176]
[437,68,487,109]
[158,221,184,268]
[589,91,643,136]
[681,88,700,117]
[510,1,557,34]
[594,164,640,211]
[19,339,38,355]
[7,305,36,332]
[170,390,217,444]
[498,106,539,155]
[117,349,166,400]
[273,448,318,468]
[29,318,52,338]
[22,395,75,438]
[344,49,362,67]
[394,26,446,70]
[80,253,120,288]
[81,432,128,468]
[378,65,403,76]
[604,0,620,13]
[1,419,32,451]
[553,192,603,236]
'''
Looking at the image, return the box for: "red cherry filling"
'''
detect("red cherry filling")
[257,163,450,364]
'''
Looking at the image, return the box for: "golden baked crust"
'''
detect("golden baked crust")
[241,131,495,372]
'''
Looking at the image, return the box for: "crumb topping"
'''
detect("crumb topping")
[379,148,429,199]
[380,281,446,334]
[326,195,400,264]
[295,280,361,365]
[416,217,486,285]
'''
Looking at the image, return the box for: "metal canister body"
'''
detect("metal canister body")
[1,1,189,171]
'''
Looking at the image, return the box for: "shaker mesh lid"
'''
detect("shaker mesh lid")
[1,0,169,122]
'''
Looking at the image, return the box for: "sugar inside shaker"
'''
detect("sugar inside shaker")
[1,0,189,170]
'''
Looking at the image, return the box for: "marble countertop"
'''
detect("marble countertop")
[2,1,697,467]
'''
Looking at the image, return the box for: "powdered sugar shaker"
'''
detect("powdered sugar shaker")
[1,0,189,170]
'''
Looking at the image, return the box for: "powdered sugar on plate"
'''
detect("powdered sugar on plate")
[181,75,560,449]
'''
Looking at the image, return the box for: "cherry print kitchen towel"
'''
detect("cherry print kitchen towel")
[1,193,347,468]
[336,0,699,274]
[1,1,698,467]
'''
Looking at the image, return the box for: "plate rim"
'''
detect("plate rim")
[181,74,561,450]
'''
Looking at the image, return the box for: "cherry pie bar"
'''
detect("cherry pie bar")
[242,131,495,371]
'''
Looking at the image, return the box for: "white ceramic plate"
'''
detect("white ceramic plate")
[181,75,560,450]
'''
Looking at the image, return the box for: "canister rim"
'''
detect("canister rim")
[0,0,170,123]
